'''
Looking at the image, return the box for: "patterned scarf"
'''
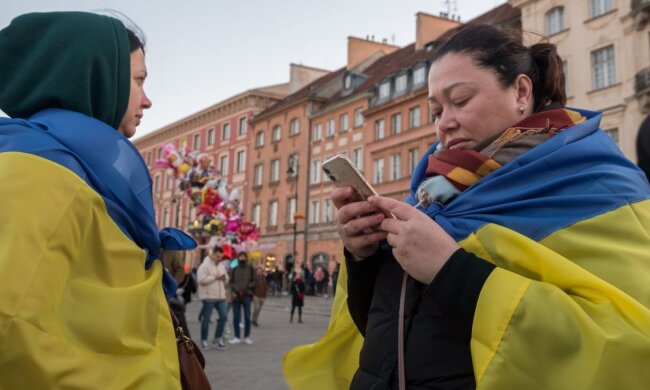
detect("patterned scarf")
[425,108,586,191]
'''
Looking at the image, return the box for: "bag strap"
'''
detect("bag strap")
[398,271,408,390]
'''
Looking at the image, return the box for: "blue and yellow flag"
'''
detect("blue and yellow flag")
[284,108,650,389]
[0,109,181,389]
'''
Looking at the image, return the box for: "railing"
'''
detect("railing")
[635,67,650,96]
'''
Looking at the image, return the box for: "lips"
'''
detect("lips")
[446,138,470,150]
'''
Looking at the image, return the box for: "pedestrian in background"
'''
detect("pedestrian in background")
[252,266,267,327]
[197,246,229,350]
[290,271,306,324]
[229,251,256,344]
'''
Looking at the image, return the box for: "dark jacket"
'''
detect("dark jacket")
[230,263,256,299]
[290,278,305,307]
[346,247,494,390]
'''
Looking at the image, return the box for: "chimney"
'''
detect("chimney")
[289,64,329,94]
[347,36,400,69]
[415,12,460,50]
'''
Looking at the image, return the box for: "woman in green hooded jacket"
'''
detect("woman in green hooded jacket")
[0,11,191,389]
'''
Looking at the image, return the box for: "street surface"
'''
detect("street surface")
[185,295,334,389]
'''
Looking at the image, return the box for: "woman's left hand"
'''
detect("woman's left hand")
[369,195,460,284]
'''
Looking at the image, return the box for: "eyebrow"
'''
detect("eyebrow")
[427,81,471,102]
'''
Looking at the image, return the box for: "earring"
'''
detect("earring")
[519,106,525,115]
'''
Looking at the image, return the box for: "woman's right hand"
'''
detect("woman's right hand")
[332,186,388,259]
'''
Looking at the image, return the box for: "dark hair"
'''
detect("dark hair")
[126,29,145,54]
[432,24,566,112]
[238,252,248,259]
[97,10,146,54]
[213,246,224,254]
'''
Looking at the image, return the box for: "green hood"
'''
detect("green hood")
[0,11,130,129]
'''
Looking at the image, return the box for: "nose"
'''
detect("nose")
[142,90,152,109]
[436,109,458,134]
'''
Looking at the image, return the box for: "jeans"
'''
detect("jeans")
[232,296,252,338]
[200,299,227,342]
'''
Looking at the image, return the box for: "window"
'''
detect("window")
[272,125,282,142]
[236,150,246,173]
[391,153,401,181]
[375,119,385,140]
[287,197,297,223]
[352,147,363,171]
[589,0,613,18]
[238,117,247,136]
[391,113,402,135]
[546,7,565,36]
[166,174,173,190]
[251,204,261,227]
[157,147,162,160]
[268,201,278,227]
[311,159,321,184]
[408,148,419,174]
[193,133,201,149]
[255,131,265,147]
[309,200,320,224]
[290,118,300,136]
[409,106,421,129]
[413,66,426,85]
[219,154,229,175]
[395,74,408,93]
[222,122,231,141]
[270,159,280,182]
[323,199,333,223]
[563,60,571,97]
[379,81,391,100]
[592,45,616,90]
[327,119,335,137]
[340,113,349,133]
[354,108,364,127]
[344,74,352,89]
[146,152,152,166]
[604,128,619,144]
[163,207,169,226]
[313,124,322,141]
[154,175,160,193]
[207,128,215,146]
[288,154,298,177]
[373,158,384,184]
[254,164,263,186]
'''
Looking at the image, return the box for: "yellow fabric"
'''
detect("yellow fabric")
[0,152,180,389]
[283,254,363,389]
[284,200,650,389]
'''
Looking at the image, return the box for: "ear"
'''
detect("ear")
[514,74,533,112]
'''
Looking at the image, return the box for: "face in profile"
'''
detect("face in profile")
[118,48,152,138]
[428,53,529,151]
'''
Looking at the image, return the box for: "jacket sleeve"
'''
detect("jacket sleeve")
[345,248,385,336]
[197,263,216,286]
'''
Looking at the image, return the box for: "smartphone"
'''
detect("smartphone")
[322,155,378,200]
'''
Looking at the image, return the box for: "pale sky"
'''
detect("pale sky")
[1,0,507,138]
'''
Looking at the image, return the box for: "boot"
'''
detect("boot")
[298,314,303,324]
[290,313,294,323]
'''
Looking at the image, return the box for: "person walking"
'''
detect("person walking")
[252,266,267,327]
[197,246,229,350]
[290,271,306,324]
[229,251,256,344]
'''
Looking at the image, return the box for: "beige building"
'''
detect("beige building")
[509,0,650,160]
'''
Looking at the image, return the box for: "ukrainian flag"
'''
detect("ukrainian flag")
[0,109,180,389]
[284,109,650,389]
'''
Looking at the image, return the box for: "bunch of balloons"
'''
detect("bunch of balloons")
[154,143,261,250]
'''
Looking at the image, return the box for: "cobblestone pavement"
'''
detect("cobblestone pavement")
[185,294,335,389]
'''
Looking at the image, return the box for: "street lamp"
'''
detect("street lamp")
[286,154,299,273]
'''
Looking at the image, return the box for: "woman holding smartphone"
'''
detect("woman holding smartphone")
[328,24,650,389]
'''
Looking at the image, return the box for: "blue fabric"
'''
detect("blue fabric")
[160,227,197,251]
[407,108,650,242]
[232,296,252,338]
[200,300,228,341]
[0,108,181,298]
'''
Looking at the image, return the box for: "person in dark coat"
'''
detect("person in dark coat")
[289,271,305,323]
[636,115,650,182]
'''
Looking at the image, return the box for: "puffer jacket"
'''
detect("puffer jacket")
[197,256,229,300]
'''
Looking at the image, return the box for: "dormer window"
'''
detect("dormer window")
[413,66,426,86]
[379,81,391,100]
[395,74,408,94]
[344,74,352,89]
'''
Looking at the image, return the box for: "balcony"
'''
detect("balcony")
[631,0,650,29]
[635,67,650,114]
